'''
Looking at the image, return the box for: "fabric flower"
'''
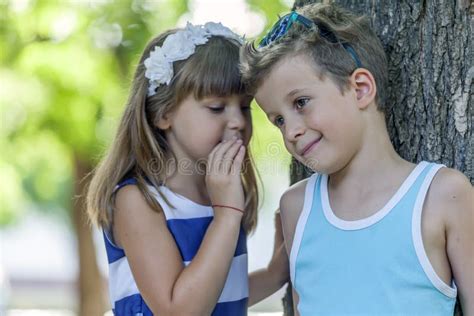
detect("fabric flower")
[185,22,210,45]
[161,31,196,61]
[144,21,242,96]
[144,46,173,93]
[148,82,159,97]
[204,22,243,43]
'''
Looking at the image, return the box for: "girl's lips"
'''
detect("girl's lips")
[222,135,243,142]
[301,138,321,156]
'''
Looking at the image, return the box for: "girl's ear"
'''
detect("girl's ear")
[350,68,377,110]
[155,112,173,130]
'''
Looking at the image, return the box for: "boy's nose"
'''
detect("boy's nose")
[285,120,305,142]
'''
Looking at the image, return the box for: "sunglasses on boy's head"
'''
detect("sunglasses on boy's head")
[259,11,362,68]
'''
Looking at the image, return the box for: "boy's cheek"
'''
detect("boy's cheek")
[254,96,271,113]
[283,140,297,157]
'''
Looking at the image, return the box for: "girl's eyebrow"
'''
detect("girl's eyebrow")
[201,96,224,101]
[200,96,225,105]
[242,95,254,103]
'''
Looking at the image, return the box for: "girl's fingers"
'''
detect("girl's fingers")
[223,139,243,160]
[212,138,239,172]
[207,141,221,173]
[213,139,237,163]
[207,139,232,173]
[230,145,246,175]
[222,140,244,173]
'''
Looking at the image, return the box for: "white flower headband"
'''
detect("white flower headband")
[144,22,244,97]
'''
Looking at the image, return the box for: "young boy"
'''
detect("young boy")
[241,3,473,315]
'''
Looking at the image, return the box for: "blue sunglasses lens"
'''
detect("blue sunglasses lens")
[259,11,362,68]
[259,13,293,47]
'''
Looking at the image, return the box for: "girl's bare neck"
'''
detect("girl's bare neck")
[164,172,211,206]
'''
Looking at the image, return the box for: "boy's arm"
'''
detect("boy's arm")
[292,289,301,316]
[431,168,474,314]
[248,210,289,306]
[248,178,309,306]
[279,179,308,316]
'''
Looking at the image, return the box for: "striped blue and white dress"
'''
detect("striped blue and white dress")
[103,179,249,316]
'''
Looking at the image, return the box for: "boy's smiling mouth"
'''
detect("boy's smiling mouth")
[299,137,322,157]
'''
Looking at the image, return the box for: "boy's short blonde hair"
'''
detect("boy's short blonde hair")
[241,3,389,111]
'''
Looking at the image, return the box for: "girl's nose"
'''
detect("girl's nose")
[228,109,247,131]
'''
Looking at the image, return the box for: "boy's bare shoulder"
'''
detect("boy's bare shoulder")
[280,175,315,251]
[426,167,473,225]
[280,177,311,215]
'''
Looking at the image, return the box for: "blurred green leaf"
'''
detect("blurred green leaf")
[1,0,293,225]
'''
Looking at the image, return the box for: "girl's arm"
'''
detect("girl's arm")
[114,139,246,315]
[248,210,289,306]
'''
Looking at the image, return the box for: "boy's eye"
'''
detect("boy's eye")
[274,115,285,127]
[295,97,309,109]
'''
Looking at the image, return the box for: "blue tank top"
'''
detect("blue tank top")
[290,162,457,315]
[103,179,248,316]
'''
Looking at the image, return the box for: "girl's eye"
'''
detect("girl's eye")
[274,115,285,127]
[241,105,251,112]
[209,107,224,113]
[295,97,309,110]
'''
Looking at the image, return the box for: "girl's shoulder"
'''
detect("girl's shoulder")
[112,183,165,243]
[115,177,139,192]
[114,175,157,193]
[113,176,161,205]
[115,179,214,221]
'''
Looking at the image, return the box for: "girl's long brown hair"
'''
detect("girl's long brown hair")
[87,29,259,234]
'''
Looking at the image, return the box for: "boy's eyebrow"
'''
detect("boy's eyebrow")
[286,88,305,99]
[263,110,278,120]
[264,111,275,118]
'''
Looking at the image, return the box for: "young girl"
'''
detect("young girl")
[86,22,288,315]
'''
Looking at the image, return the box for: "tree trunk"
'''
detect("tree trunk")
[284,0,472,315]
[73,156,108,316]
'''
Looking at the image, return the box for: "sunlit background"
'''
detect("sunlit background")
[0,0,296,315]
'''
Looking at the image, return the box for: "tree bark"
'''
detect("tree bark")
[284,0,472,315]
[73,156,108,316]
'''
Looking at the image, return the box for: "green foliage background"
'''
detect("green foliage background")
[0,0,292,225]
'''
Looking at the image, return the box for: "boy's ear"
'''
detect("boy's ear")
[350,68,376,109]
[155,111,173,130]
